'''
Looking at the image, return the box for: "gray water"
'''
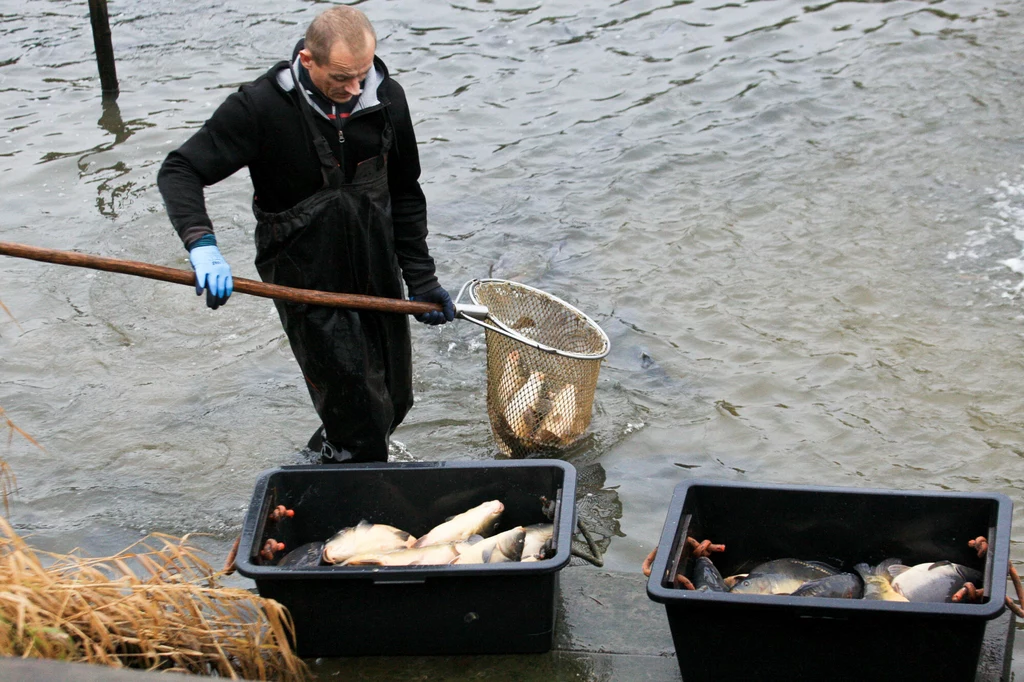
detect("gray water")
[2,0,1023,674]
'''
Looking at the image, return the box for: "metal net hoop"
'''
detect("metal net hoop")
[468,279,609,458]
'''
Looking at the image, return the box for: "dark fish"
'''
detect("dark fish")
[889,561,984,602]
[692,557,727,592]
[729,558,841,595]
[790,572,863,599]
[277,541,325,568]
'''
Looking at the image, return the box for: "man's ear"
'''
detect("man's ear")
[298,48,314,69]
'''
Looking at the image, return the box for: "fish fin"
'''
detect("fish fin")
[464,534,485,545]
[956,564,984,583]
[481,546,494,563]
[356,519,373,529]
[723,574,748,589]
[326,525,353,542]
[790,578,827,597]
[887,564,911,579]
[926,560,952,571]
[804,560,841,575]
[864,558,902,580]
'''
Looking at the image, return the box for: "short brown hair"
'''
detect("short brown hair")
[305,7,376,65]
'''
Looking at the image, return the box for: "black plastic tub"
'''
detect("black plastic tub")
[646,479,1012,682]
[235,460,576,657]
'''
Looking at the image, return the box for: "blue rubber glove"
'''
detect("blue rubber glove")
[188,243,233,310]
[410,285,455,326]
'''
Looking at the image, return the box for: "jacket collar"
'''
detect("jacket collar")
[276,54,386,121]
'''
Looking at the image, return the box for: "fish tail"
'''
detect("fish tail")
[875,557,904,579]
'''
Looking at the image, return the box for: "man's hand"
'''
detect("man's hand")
[189,244,233,309]
[410,285,455,325]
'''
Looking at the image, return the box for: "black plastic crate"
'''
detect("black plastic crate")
[646,479,1012,682]
[235,460,576,657]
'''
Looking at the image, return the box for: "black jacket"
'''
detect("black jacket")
[157,54,439,296]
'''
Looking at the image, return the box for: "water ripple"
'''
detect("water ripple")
[2,5,1024,673]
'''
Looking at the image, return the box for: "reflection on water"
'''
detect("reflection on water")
[1,0,1024,674]
[97,96,130,144]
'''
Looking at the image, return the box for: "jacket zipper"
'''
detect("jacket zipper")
[331,96,390,141]
[333,103,345,143]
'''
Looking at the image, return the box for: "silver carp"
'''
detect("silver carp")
[322,520,416,564]
[497,350,525,405]
[505,371,545,439]
[534,383,579,445]
[455,526,527,564]
[341,543,461,566]
[412,500,504,548]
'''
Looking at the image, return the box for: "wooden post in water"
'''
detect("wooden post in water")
[88,0,119,98]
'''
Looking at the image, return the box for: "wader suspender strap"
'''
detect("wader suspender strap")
[293,69,395,188]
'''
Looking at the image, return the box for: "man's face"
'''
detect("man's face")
[300,34,375,104]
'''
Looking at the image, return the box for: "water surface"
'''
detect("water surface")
[1,0,1022,673]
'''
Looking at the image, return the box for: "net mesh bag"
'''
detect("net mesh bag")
[468,279,610,458]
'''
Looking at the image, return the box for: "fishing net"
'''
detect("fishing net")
[459,279,610,458]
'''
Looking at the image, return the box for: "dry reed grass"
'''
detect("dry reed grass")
[1,300,28,511]
[2,301,311,679]
[0,517,311,680]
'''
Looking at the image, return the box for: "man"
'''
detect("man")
[158,6,454,464]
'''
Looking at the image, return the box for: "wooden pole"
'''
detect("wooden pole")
[88,0,119,98]
[0,241,442,317]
